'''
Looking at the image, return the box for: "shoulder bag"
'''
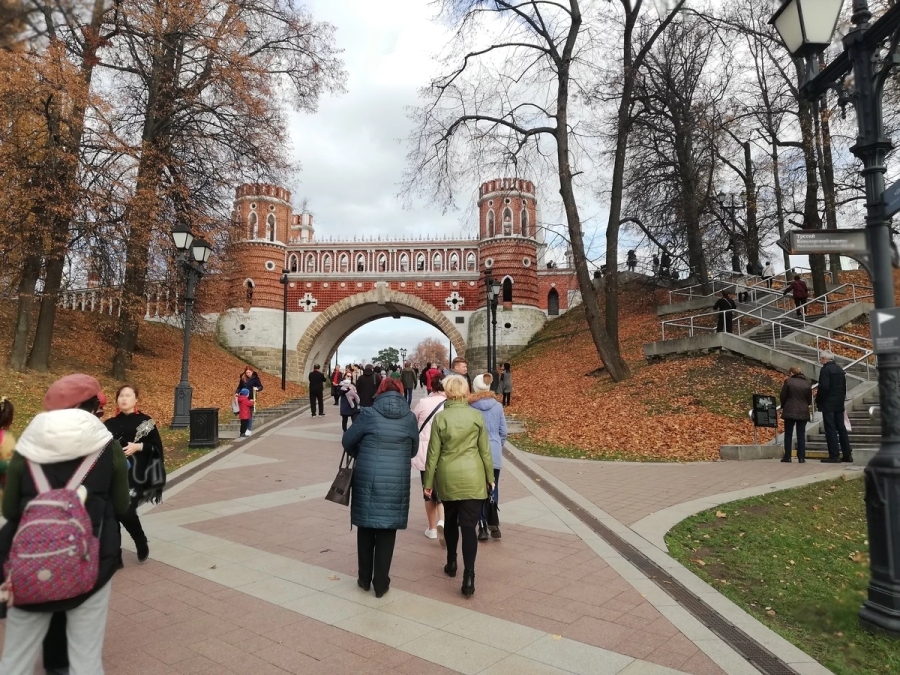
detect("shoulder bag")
[418,400,446,433]
[325,451,355,506]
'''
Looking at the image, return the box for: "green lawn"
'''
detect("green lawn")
[666,477,900,675]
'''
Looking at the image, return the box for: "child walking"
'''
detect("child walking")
[238,388,255,437]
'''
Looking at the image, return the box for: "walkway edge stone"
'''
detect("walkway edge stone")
[504,441,833,675]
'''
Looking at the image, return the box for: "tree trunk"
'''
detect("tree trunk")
[796,76,827,297]
[742,141,759,271]
[9,251,42,371]
[560,6,629,382]
[770,135,791,275]
[111,218,152,379]
[26,248,65,371]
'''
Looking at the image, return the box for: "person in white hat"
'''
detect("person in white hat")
[469,373,507,541]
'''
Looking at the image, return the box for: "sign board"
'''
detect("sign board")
[871,307,900,354]
[791,230,869,254]
[884,180,900,218]
[752,394,778,428]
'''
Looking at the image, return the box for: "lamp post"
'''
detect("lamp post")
[279,269,288,391]
[489,278,501,385]
[484,269,494,374]
[716,191,745,274]
[771,0,900,637]
[170,224,212,428]
[400,347,407,365]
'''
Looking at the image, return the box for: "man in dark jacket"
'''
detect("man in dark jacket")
[713,291,737,333]
[342,379,418,598]
[356,364,380,407]
[308,364,327,417]
[400,362,418,405]
[816,351,852,463]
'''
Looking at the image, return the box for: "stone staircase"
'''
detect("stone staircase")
[803,392,881,461]
[219,397,308,438]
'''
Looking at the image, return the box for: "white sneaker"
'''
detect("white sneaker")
[245,429,252,436]
[436,520,446,547]
[424,528,437,539]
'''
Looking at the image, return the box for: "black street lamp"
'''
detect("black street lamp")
[715,191,746,274]
[279,269,289,391]
[170,224,212,428]
[400,347,407,364]
[771,0,900,637]
[484,269,493,373]
[486,276,501,382]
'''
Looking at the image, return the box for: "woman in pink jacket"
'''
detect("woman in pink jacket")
[412,374,446,544]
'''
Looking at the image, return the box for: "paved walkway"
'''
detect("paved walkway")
[0,392,855,674]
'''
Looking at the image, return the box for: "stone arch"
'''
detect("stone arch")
[294,289,466,378]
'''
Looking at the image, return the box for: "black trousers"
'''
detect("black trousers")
[823,411,852,459]
[240,419,250,436]
[502,392,511,406]
[783,419,807,460]
[310,391,324,415]
[120,494,147,546]
[357,527,396,594]
[444,500,480,572]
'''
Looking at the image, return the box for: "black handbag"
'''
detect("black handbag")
[485,491,500,527]
[325,451,354,506]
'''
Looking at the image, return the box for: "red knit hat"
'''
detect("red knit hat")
[43,374,103,411]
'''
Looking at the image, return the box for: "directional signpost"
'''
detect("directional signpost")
[775,228,900,277]
[884,180,900,218]
[871,307,900,355]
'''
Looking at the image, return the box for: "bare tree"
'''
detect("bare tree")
[405,0,683,381]
[412,337,448,369]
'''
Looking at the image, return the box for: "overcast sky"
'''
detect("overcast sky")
[287,0,464,365]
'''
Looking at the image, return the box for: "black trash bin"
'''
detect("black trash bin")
[189,407,219,449]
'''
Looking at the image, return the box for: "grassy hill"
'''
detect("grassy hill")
[507,281,785,461]
[0,302,305,469]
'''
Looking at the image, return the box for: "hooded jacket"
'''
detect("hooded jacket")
[0,409,130,612]
[400,367,418,392]
[342,391,419,529]
[469,392,507,469]
[424,399,493,502]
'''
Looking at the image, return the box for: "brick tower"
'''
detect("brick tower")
[469,178,547,372]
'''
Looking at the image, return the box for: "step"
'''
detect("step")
[804,441,879,451]
[808,434,882,443]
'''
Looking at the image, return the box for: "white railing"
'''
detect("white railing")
[766,282,873,323]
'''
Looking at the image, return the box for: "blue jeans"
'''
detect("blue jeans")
[405,388,413,405]
[481,469,501,525]
[822,410,851,459]
[783,419,806,460]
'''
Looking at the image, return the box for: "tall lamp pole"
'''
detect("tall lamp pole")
[170,224,212,428]
[400,347,407,365]
[489,279,501,385]
[484,269,495,374]
[279,269,288,391]
[771,0,900,637]
[716,191,745,275]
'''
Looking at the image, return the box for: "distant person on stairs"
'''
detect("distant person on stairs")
[816,351,852,463]
[782,274,809,318]
[761,261,775,288]
[713,290,737,334]
[780,367,812,463]
[308,364,327,418]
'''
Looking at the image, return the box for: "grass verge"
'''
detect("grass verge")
[511,433,675,462]
[665,476,900,674]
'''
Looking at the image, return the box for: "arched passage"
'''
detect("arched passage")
[293,288,466,377]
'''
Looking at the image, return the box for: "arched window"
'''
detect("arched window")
[305,253,316,272]
[486,210,495,238]
[399,253,410,272]
[322,253,332,272]
[432,252,443,271]
[548,288,559,316]
[502,207,513,236]
[521,208,529,236]
[248,212,258,240]
[245,279,255,304]
[466,252,476,271]
[502,277,513,303]
[339,254,349,272]
[266,214,276,242]
[416,253,425,271]
[356,254,366,272]
[288,254,299,273]
[448,252,459,271]
[378,253,387,272]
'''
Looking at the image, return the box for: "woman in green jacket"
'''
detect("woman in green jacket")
[424,375,494,597]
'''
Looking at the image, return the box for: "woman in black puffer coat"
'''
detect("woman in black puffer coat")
[341,378,418,598]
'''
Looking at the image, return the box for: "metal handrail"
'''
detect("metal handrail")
[767,282,874,323]
[668,273,790,304]
[660,309,875,375]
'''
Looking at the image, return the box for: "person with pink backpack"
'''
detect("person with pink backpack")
[0,374,130,675]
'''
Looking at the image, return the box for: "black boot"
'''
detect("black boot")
[461,569,475,596]
[444,560,457,578]
[357,578,371,592]
[136,539,150,563]
[477,522,489,541]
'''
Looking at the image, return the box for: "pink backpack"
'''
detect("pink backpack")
[4,450,102,606]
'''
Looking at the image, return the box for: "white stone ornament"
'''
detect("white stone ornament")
[299,293,318,312]
[445,292,464,310]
